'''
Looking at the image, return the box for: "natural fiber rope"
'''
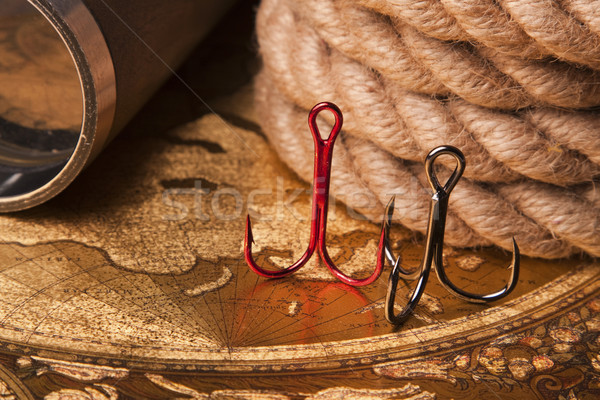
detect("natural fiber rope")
[359,0,600,68]
[255,0,600,258]
[288,0,600,109]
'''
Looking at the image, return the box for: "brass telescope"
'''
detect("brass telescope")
[0,0,235,211]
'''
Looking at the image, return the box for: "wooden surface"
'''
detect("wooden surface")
[0,2,598,399]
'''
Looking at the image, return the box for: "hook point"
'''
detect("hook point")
[509,237,519,270]
[387,195,396,210]
[384,195,396,225]
[245,215,254,244]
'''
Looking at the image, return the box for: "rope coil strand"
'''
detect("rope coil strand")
[255,0,600,259]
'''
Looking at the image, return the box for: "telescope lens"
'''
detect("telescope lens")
[0,0,83,197]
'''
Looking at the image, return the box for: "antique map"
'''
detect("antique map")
[0,3,599,399]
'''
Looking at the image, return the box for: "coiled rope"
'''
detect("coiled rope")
[255,0,600,258]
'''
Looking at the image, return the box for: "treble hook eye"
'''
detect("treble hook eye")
[425,146,465,195]
[308,102,343,144]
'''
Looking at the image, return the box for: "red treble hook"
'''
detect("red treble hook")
[244,102,385,286]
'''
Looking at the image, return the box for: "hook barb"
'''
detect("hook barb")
[244,214,314,278]
[383,196,421,280]
[385,253,431,325]
[319,222,386,286]
[435,237,520,303]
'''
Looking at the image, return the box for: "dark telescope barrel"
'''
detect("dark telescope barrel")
[0,0,236,211]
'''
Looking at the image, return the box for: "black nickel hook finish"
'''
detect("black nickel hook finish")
[385,146,520,325]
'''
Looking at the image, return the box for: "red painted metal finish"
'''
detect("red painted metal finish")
[244,102,385,286]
